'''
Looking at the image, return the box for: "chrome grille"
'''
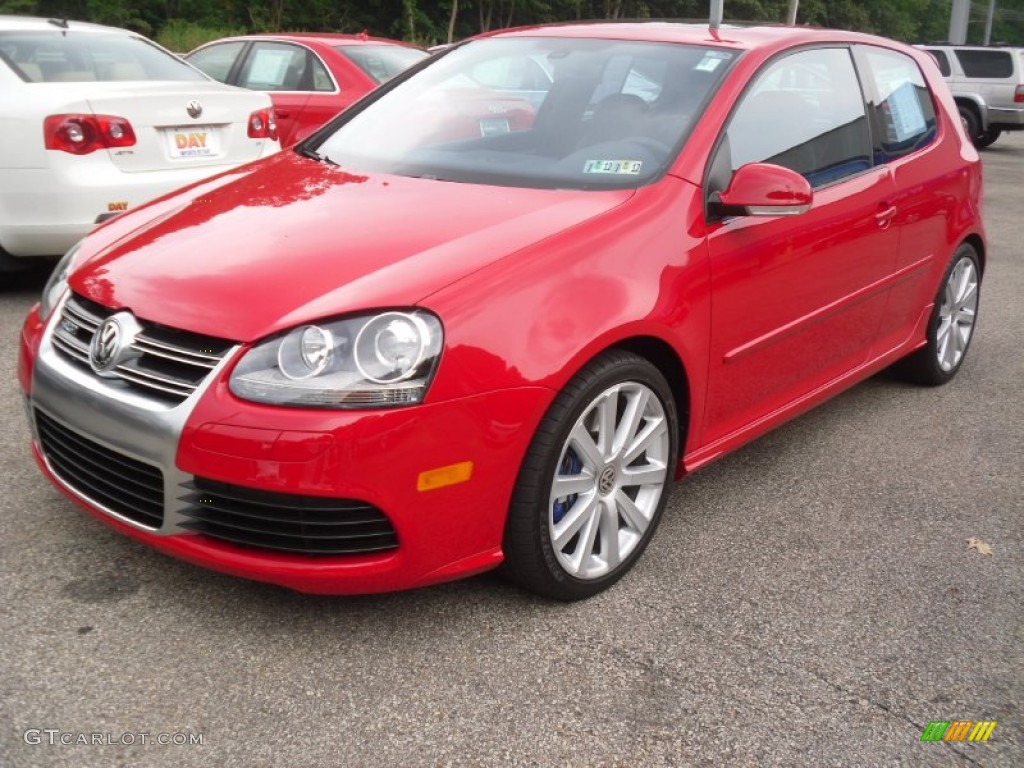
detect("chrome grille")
[51,294,233,405]
[35,409,164,530]
[178,478,399,556]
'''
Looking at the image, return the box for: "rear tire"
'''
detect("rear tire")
[502,350,679,600]
[975,127,1001,149]
[894,243,981,386]
[957,104,981,145]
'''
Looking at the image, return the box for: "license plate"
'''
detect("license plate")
[165,126,219,159]
[479,117,510,137]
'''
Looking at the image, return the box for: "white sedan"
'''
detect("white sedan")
[0,16,280,270]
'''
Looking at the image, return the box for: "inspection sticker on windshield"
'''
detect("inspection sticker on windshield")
[695,50,733,72]
[583,159,643,175]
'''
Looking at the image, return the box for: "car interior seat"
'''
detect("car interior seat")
[577,93,650,148]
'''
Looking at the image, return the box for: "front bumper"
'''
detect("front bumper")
[20,299,553,594]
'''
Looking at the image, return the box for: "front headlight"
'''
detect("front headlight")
[229,310,443,408]
[39,242,83,321]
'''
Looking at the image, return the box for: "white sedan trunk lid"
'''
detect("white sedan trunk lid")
[79,81,273,172]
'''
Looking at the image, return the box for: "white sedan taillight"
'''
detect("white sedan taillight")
[44,114,137,155]
[248,108,278,141]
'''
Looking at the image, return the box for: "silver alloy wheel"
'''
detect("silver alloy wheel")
[548,381,670,580]
[936,256,979,372]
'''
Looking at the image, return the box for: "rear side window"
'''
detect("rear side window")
[861,47,937,161]
[187,41,245,83]
[955,49,1014,78]
[338,44,429,84]
[310,55,334,91]
[924,49,951,77]
[0,30,205,82]
[724,47,871,188]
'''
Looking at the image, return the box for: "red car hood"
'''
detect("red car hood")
[71,151,633,341]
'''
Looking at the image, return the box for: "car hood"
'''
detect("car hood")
[70,151,633,341]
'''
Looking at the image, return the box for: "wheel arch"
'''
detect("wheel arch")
[962,232,986,275]
[603,335,692,456]
[953,96,988,130]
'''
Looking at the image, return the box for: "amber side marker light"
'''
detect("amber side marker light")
[417,461,474,492]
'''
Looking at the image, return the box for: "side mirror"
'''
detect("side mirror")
[713,163,812,217]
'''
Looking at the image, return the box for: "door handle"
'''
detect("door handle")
[276,110,292,118]
[875,205,897,228]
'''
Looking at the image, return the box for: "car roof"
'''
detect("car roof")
[0,15,130,34]
[482,21,906,54]
[198,32,422,50]
[917,43,1023,50]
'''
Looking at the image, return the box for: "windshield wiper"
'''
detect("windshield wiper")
[294,145,337,166]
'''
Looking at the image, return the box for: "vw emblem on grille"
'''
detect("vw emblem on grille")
[186,99,203,119]
[89,312,140,377]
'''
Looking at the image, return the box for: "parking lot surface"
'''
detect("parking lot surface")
[1,135,1022,767]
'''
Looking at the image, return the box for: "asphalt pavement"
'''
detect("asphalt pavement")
[1,136,1021,767]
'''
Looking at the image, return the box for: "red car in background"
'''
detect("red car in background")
[185,33,428,145]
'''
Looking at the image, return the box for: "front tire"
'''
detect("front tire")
[502,350,679,600]
[895,243,981,386]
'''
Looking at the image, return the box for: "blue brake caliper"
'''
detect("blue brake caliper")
[552,448,582,525]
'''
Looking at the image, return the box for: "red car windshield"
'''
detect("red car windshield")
[311,37,736,190]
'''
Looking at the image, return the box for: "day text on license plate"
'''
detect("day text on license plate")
[166,126,218,159]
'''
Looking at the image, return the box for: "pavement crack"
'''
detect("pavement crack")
[801,668,985,768]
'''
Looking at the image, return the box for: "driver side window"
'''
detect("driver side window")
[723,47,872,188]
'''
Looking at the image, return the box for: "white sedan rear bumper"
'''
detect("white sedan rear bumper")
[1,144,278,258]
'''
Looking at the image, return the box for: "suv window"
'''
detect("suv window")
[723,47,871,188]
[862,47,937,161]
[955,49,1014,78]
[924,49,951,77]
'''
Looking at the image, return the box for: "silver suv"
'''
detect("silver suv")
[919,44,1024,148]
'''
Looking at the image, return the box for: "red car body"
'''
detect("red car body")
[20,24,985,596]
[185,33,429,146]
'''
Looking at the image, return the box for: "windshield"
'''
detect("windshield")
[0,30,206,83]
[312,37,735,190]
[338,44,429,84]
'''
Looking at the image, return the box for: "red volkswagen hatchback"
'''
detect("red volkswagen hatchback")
[20,23,985,600]
[185,33,428,146]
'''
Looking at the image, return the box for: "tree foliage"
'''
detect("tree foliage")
[2,0,1021,48]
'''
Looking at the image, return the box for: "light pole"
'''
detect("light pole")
[983,0,997,44]
[949,0,971,43]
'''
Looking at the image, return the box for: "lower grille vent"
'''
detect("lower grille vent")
[178,478,398,556]
[35,410,164,529]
